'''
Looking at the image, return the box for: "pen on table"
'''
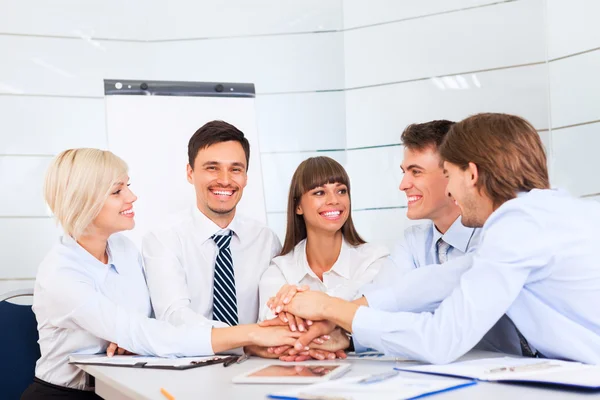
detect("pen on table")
[160,387,175,400]
[357,370,399,384]
[236,352,250,364]
[222,355,239,367]
[486,361,556,374]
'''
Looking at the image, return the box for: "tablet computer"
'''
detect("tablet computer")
[232,362,351,384]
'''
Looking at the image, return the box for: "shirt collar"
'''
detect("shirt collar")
[61,234,118,273]
[288,238,351,284]
[432,216,475,253]
[191,206,239,243]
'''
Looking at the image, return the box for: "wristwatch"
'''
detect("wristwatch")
[345,331,355,352]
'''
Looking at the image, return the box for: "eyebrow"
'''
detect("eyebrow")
[402,164,424,171]
[202,161,246,169]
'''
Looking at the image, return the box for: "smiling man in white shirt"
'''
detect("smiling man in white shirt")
[142,121,282,349]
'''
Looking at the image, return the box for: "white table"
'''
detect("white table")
[79,351,598,400]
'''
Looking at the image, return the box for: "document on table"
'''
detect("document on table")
[268,373,476,400]
[345,351,414,363]
[399,357,600,390]
[69,354,231,370]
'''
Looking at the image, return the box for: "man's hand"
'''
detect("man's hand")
[106,342,135,357]
[282,290,331,321]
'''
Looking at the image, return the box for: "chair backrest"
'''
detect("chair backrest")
[0,289,40,400]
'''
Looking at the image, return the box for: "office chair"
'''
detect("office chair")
[0,288,40,400]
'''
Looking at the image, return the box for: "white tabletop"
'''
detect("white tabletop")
[79,351,598,400]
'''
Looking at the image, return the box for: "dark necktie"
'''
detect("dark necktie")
[211,232,238,326]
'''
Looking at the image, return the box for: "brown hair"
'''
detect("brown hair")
[440,113,550,208]
[401,120,455,151]
[280,156,365,255]
[188,120,250,170]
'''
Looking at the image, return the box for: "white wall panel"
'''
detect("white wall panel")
[0,96,106,154]
[552,123,600,197]
[346,146,405,210]
[0,156,52,216]
[549,50,600,128]
[546,0,600,60]
[346,65,549,148]
[352,208,421,250]
[343,0,504,29]
[149,0,342,40]
[0,0,147,40]
[0,217,61,279]
[149,32,344,94]
[344,0,546,88]
[256,92,345,153]
[0,36,144,97]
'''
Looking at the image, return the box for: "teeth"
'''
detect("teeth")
[213,190,233,196]
[322,211,341,217]
[407,196,421,202]
[120,209,133,215]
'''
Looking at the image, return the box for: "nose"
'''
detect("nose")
[216,169,230,186]
[127,188,138,203]
[399,173,412,191]
[325,191,340,205]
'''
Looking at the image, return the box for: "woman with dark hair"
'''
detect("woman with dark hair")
[258,157,388,358]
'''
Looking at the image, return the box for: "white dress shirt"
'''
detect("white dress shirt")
[34,234,217,390]
[353,189,600,364]
[142,206,281,328]
[258,239,389,321]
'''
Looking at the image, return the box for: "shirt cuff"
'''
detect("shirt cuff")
[361,284,398,312]
[351,306,386,353]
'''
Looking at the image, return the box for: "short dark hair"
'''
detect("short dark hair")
[400,120,455,151]
[440,113,549,208]
[188,120,250,170]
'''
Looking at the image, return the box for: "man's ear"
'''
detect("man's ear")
[467,162,479,187]
[186,163,194,184]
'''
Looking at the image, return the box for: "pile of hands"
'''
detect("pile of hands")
[256,285,349,362]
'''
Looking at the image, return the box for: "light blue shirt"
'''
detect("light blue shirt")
[34,233,215,389]
[353,189,600,364]
[362,217,479,313]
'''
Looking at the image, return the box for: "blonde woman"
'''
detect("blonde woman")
[258,157,389,360]
[21,149,306,400]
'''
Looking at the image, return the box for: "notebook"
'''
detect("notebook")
[398,357,600,390]
[69,354,233,370]
[268,370,476,400]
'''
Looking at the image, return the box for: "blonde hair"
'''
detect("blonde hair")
[44,148,128,239]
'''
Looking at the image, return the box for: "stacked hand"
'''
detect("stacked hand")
[261,285,348,361]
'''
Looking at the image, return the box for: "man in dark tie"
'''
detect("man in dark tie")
[142,120,347,358]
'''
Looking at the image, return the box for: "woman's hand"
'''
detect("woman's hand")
[106,342,135,357]
[267,284,310,315]
[283,290,331,321]
[249,325,302,348]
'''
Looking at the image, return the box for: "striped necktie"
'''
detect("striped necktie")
[212,232,238,326]
[436,238,451,264]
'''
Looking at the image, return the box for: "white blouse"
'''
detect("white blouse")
[34,234,216,390]
[258,238,389,321]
